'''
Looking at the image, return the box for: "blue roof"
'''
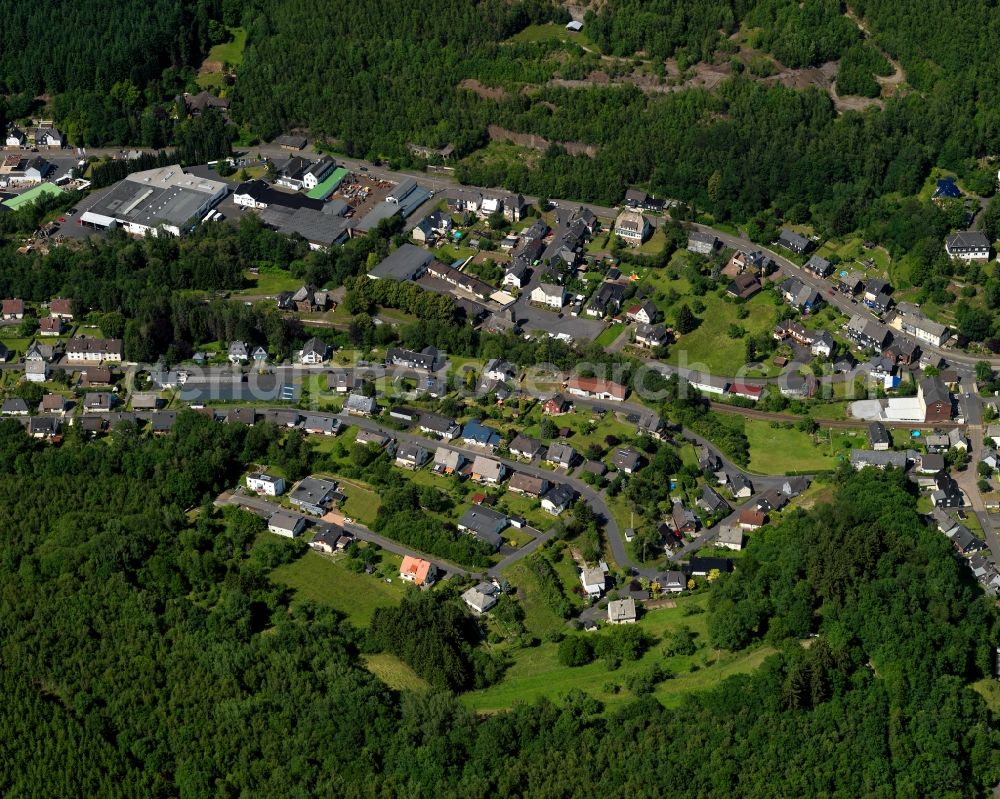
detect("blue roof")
[462,419,501,447]
[933,178,962,199]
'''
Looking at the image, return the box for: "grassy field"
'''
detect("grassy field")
[364,653,431,692]
[463,593,776,713]
[196,27,247,89]
[745,420,860,473]
[236,267,302,296]
[502,546,586,639]
[507,22,596,49]
[270,549,406,627]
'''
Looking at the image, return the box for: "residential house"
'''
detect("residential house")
[779,277,822,312]
[585,281,625,319]
[227,340,249,363]
[545,441,577,469]
[697,484,730,516]
[868,422,891,451]
[931,472,964,508]
[463,420,501,450]
[1,298,24,320]
[726,272,762,300]
[686,230,718,255]
[933,177,963,199]
[777,229,811,254]
[65,338,123,363]
[950,526,986,555]
[916,453,945,475]
[728,471,754,498]
[246,473,286,496]
[503,261,530,289]
[850,449,908,470]
[542,394,571,415]
[925,433,952,453]
[613,209,651,245]
[356,430,393,453]
[672,501,699,534]
[890,305,950,347]
[715,525,744,551]
[918,376,952,423]
[530,282,566,310]
[945,231,990,261]
[399,556,438,586]
[327,371,358,394]
[1,398,28,416]
[83,393,112,412]
[308,526,348,555]
[38,394,68,415]
[395,442,430,470]
[607,597,637,625]
[268,512,307,538]
[508,434,545,461]
[541,483,576,515]
[34,127,62,147]
[483,359,517,384]
[386,346,440,371]
[5,127,25,147]
[457,505,508,549]
[611,447,643,474]
[627,300,659,325]
[344,393,377,417]
[419,413,460,439]
[739,509,768,530]
[471,455,506,485]
[566,375,627,402]
[803,255,833,277]
[432,446,467,475]
[289,284,331,312]
[949,428,968,451]
[755,488,788,514]
[508,472,549,498]
[811,331,834,358]
[687,557,734,577]
[27,416,60,439]
[299,337,329,365]
[131,393,160,411]
[25,360,48,383]
[654,571,687,593]
[225,407,256,426]
[463,582,501,614]
[846,315,892,351]
[39,317,63,336]
[580,563,608,599]
[289,476,339,515]
[302,415,340,435]
[634,322,670,349]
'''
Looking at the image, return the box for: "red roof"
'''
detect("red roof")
[2,298,24,315]
[567,375,627,400]
[49,298,73,316]
[729,383,763,398]
[739,509,767,527]
[400,556,433,586]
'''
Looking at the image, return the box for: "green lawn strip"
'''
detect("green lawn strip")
[594,323,625,347]
[237,266,301,296]
[270,549,406,627]
[500,559,571,640]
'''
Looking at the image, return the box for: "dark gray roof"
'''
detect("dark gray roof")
[369,244,434,281]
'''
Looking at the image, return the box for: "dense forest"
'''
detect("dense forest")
[0,417,995,796]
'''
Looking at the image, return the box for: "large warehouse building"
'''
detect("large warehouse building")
[80,166,227,237]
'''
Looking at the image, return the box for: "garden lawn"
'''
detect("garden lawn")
[594,323,625,347]
[270,549,406,627]
[339,482,382,526]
